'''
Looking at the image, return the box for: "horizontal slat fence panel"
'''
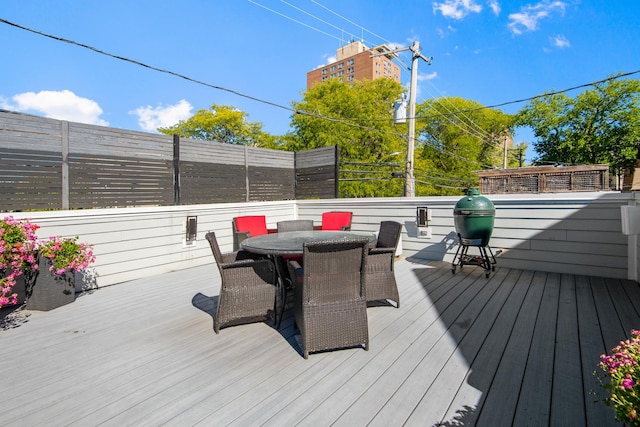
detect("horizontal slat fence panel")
[248,166,295,201]
[180,162,246,204]
[69,153,174,208]
[0,148,63,210]
[0,111,63,151]
[179,138,246,165]
[68,122,173,159]
[295,146,337,199]
[0,111,336,209]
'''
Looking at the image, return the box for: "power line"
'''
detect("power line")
[2,17,638,174]
[0,17,294,114]
[247,0,345,43]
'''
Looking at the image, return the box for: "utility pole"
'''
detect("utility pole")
[406,41,419,197]
[372,41,432,197]
[502,134,508,169]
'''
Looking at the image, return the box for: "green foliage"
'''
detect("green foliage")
[158,104,278,148]
[415,97,515,195]
[516,75,640,174]
[287,78,408,197]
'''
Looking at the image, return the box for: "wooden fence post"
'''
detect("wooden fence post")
[173,134,180,205]
[244,145,250,202]
[334,145,339,198]
[61,121,69,210]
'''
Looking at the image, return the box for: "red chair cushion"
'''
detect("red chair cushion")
[234,215,268,237]
[321,211,352,231]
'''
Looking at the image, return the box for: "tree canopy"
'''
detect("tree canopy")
[415,97,515,195]
[158,104,278,148]
[287,78,407,197]
[515,76,640,173]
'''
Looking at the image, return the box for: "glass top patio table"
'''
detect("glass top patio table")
[240,230,376,256]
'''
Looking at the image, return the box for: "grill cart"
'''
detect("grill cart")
[452,188,497,278]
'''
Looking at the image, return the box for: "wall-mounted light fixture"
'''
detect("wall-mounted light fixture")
[416,207,432,238]
[186,216,197,244]
[417,207,430,227]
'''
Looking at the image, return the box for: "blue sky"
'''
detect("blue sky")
[2,0,639,163]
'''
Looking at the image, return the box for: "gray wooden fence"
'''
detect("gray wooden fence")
[0,110,337,210]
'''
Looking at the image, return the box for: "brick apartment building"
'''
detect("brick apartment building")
[306,40,402,88]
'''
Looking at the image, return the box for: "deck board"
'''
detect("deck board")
[0,258,631,426]
[513,271,557,426]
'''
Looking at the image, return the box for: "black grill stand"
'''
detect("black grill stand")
[451,234,497,278]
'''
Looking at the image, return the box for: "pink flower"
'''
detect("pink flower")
[622,374,635,389]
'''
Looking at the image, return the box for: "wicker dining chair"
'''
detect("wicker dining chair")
[276,219,315,233]
[232,215,268,251]
[320,211,353,231]
[364,221,402,308]
[287,237,370,359]
[205,232,277,333]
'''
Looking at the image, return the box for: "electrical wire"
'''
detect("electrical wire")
[247,0,344,43]
[2,17,638,174]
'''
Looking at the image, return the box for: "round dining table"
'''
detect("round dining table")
[240,230,376,328]
[240,230,376,255]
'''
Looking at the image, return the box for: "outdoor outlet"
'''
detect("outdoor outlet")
[418,227,432,239]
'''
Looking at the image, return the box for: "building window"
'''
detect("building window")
[347,67,354,73]
[322,69,327,75]
[338,62,344,69]
[330,65,336,71]
[348,75,354,81]
[348,59,354,65]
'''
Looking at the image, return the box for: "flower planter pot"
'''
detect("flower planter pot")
[1,271,26,307]
[25,257,76,311]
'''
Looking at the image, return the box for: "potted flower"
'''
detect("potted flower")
[25,236,96,311]
[0,216,39,307]
[596,329,640,426]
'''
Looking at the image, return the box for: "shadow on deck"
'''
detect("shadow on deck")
[1,258,635,426]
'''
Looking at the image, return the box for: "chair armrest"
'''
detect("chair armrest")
[287,259,304,287]
[233,231,251,251]
[219,258,274,271]
[368,247,395,255]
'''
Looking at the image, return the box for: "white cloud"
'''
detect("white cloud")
[130,99,193,132]
[5,89,108,126]
[437,25,457,38]
[488,0,501,15]
[552,34,570,48]
[433,0,482,20]
[418,72,438,82]
[507,1,567,35]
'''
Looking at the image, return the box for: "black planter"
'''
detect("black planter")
[25,257,75,311]
[1,271,26,307]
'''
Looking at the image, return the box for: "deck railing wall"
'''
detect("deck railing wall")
[9,191,633,292]
[297,192,631,280]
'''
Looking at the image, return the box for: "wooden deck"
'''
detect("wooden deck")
[1,257,636,426]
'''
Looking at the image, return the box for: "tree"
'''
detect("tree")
[515,76,640,175]
[415,97,514,195]
[158,104,278,148]
[287,78,407,197]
